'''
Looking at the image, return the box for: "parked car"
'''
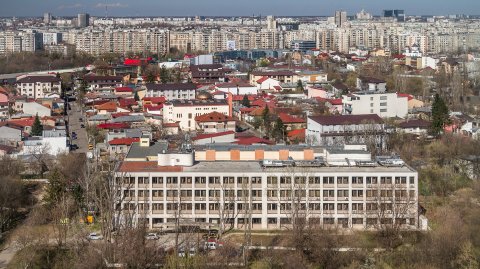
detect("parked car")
[145,233,159,240]
[79,117,83,122]
[205,239,217,250]
[80,123,85,128]
[69,144,79,151]
[87,232,103,240]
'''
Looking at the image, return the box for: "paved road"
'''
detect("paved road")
[68,101,88,154]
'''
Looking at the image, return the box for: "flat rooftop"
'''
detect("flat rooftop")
[118,161,416,173]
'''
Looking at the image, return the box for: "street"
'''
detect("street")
[68,101,88,154]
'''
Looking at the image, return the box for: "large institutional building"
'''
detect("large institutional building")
[115,138,419,231]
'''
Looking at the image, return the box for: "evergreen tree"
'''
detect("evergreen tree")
[43,169,67,209]
[431,93,449,136]
[160,66,170,84]
[134,91,140,101]
[296,79,304,92]
[31,114,43,136]
[262,105,272,136]
[241,95,251,107]
[272,118,285,142]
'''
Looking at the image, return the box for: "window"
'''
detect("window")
[366,203,378,211]
[309,203,321,210]
[309,176,321,184]
[138,177,149,184]
[237,190,249,197]
[352,203,363,211]
[152,177,163,184]
[152,190,163,197]
[352,177,363,184]
[267,203,278,210]
[252,190,262,198]
[309,190,320,197]
[138,190,149,197]
[380,95,387,100]
[166,203,178,210]
[338,203,349,210]
[209,203,219,211]
[237,177,248,184]
[195,190,206,197]
[409,177,415,184]
[224,190,234,197]
[208,176,220,184]
[395,177,407,184]
[251,203,262,210]
[381,177,392,184]
[267,218,277,224]
[323,218,334,224]
[180,177,192,184]
[251,177,262,184]
[267,190,277,198]
[323,177,334,184]
[380,108,387,112]
[280,176,291,184]
[166,190,178,197]
[337,176,349,184]
[209,190,220,197]
[323,203,334,210]
[366,177,378,184]
[366,190,378,197]
[323,190,334,197]
[380,102,387,106]
[352,218,363,224]
[294,190,306,197]
[294,176,306,185]
[337,190,349,197]
[195,203,206,210]
[352,190,363,197]
[166,177,178,184]
[252,218,262,224]
[181,203,192,210]
[267,176,278,185]
[195,177,206,184]
[223,177,234,184]
[280,203,292,211]
[280,190,292,198]
[152,203,164,211]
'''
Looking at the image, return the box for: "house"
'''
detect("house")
[331,82,349,96]
[108,137,140,156]
[397,93,425,109]
[307,86,330,99]
[192,131,236,145]
[195,111,236,133]
[163,99,231,131]
[0,126,22,146]
[255,77,281,91]
[214,82,258,95]
[87,114,111,126]
[356,76,387,92]
[342,92,408,118]
[298,70,328,83]
[16,74,61,99]
[249,70,299,85]
[307,114,386,148]
[278,113,306,131]
[190,64,228,83]
[114,87,134,96]
[21,128,69,156]
[22,102,51,117]
[95,101,118,114]
[398,119,430,136]
[144,83,196,100]
[83,75,123,90]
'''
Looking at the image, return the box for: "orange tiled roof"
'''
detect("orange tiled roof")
[117,161,183,172]
[195,111,234,122]
[95,101,117,112]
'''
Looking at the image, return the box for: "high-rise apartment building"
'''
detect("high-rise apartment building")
[43,12,52,24]
[77,13,90,28]
[335,11,347,27]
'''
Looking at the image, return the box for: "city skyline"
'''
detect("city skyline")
[1,0,480,17]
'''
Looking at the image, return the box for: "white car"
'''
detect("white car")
[87,232,103,240]
[145,233,159,240]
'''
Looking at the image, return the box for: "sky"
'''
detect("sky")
[1,0,480,17]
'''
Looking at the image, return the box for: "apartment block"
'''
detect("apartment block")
[115,141,419,231]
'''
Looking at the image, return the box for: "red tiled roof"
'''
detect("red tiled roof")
[256,76,269,84]
[328,98,343,106]
[119,98,137,107]
[216,82,254,88]
[234,136,274,145]
[195,111,234,122]
[193,130,235,141]
[97,122,129,129]
[398,119,430,128]
[397,93,414,101]
[232,95,256,102]
[143,97,166,104]
[309,114,383,125]
[287,128,306,140]
[278,113,305,124]
[95,101,117,112]
[7,118,34,127]
[115,87,133,93]
[117,161,183,172]
[239,107,256,113]
[273,86,282,91]
[144,104,163,111]
[163,122,180,128]
[108,137,140,146]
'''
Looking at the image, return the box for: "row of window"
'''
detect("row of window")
[127,202,408,212]
[148,217,416,226]
[126,189,415,199]
[119,176,415,185]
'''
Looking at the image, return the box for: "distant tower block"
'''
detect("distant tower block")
[267,15,277,30]
[335,10,347,27]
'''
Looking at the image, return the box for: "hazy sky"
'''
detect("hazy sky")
[1,0,480,17]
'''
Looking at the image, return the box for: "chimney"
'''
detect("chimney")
[227,92,233,117]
